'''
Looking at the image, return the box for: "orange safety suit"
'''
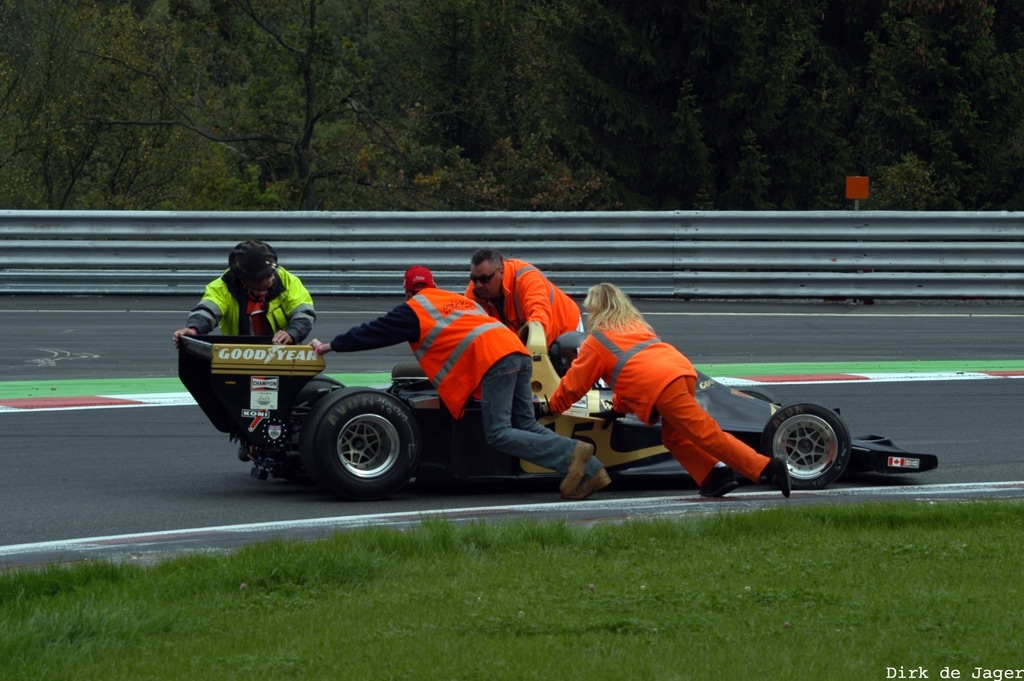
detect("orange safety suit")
[548,322,771,485]
[407,288,528,419]
[464,258,581,342]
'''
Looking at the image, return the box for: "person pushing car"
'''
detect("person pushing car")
[547,282,792,499]
[309,266,611,501]
[465,248,582,347]
[172,240,316,347]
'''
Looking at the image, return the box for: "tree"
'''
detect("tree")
[538,0,856,209]
[5,0,1024,211]
[868,152,953,210]
[364,0,608,209]
[851,0,1024,210]
[0,0,226,209]
[79,0,388,209]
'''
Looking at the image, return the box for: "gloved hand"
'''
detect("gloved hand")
[590,409,625,429]
[534,401,553,419]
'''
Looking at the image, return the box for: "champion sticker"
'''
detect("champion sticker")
[887,456,921,469]
[251,376,280,391]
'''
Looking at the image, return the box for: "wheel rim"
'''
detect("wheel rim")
[334,414,402,479]
[771,414,839,480]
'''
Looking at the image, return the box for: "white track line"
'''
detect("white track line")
[3,481,1023,560]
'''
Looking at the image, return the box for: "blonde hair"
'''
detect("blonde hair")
[583,283,653,333]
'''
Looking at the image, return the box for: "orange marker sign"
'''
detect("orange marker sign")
[846,176,869,200]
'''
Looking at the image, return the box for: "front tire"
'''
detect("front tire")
[299,388,420,500]
[759,403,851,490]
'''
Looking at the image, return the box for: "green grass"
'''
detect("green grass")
[0,374,389,399]
[4,360,1023,400]
[2,501,1023,680]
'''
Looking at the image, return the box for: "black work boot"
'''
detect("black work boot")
[760,456,792,498]
[699,466,740,498]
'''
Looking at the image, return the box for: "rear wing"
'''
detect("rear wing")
[178,335,326,441]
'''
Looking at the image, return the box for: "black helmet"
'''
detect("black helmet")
[228,240,278,281]
[549,331,587,377]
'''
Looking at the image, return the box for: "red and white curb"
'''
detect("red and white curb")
[716,370,1024,387]
[1,370,1022,412]
[0,393,196,412]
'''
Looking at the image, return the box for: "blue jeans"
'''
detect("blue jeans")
[479,353,603,477]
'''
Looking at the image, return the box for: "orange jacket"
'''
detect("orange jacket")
[407,288,528,418]
[464,258,581,343]
[548,322,697,424]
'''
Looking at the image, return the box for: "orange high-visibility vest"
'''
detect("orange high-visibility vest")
[407,288,528,418]
[465,259,581,342]
[549,322,697,424]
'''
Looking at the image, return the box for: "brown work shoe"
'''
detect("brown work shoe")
[559,441,595,496]
[562,468,612,501]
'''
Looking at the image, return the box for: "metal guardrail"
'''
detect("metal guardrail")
[1,210,1022,298]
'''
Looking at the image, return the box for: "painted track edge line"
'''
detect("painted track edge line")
[3,481,1023,566]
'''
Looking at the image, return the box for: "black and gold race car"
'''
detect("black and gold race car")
[178,323,937,500]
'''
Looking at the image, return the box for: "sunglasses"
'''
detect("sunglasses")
[470,270,499,284]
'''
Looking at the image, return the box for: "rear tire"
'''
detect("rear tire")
[299,388,420,500]
[759,403,851,490]
[296,375,346,404]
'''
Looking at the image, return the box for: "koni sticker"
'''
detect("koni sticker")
[243,409,269,432]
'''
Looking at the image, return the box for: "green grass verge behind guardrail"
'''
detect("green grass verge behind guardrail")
[0,374,392,400]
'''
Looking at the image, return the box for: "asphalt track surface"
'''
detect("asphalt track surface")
[2,295,1022,568]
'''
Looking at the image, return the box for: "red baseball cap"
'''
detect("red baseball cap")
[404,265,435,294]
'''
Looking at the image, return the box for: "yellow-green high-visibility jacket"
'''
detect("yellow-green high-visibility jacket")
[184,267,316,342]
